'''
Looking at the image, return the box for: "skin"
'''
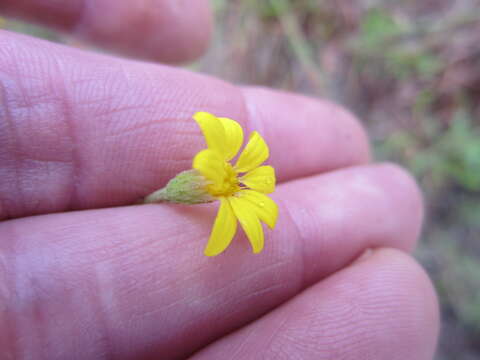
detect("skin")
[0,1,439,359]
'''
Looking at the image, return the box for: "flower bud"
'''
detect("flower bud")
[143,170,216,205]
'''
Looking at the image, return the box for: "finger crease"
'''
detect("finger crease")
[51,56,82,210]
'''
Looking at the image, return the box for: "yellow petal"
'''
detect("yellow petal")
[193,112,226,155]
[240,165,276,194]
[204,198,238,256]
[237,190,278,229]
[192,149,226,187]
[234,131,269,173]
[218,117,244,161]
[229,196,264,253]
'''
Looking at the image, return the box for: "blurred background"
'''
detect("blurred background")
[2,0,479,358]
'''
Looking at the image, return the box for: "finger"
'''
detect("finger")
[0,164,421,359]
[0,31,370,219]
[0,0,212,63]
[191,249,439,360]
[242,86,370,182]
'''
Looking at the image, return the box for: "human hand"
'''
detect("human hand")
[0,1,439,359]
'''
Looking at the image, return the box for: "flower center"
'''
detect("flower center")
[207,162,240,197]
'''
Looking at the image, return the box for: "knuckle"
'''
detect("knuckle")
[0,55,75,218]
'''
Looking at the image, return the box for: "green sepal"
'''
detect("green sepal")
[143,169,215,205]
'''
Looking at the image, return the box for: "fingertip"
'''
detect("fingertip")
[374,163,425,250]
[316,248,439,360]
[192,247,439,360]
[353,247,440,348]
[1,0,213,63]
[74,0,213,63]
[241,86,371,181]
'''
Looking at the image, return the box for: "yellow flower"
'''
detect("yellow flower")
[192,111,278,256]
